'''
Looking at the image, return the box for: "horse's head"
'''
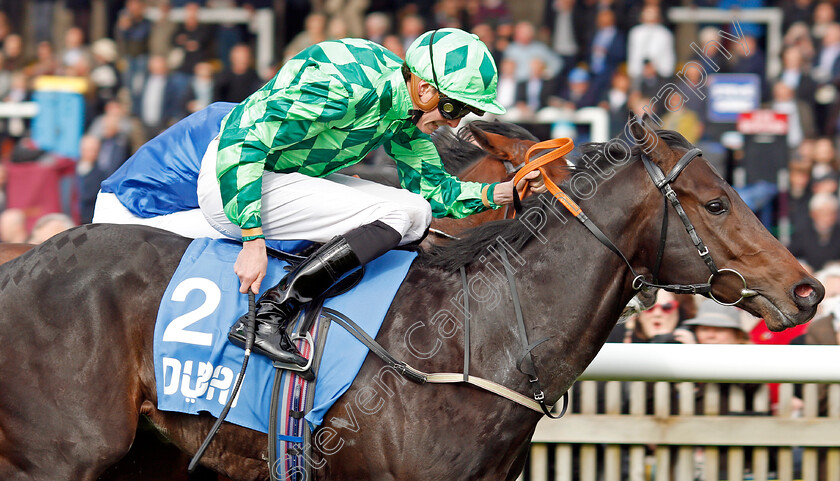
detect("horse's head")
[468,121,571,182]
[629,119,823,330]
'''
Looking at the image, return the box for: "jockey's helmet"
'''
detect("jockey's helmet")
[405,28,506,117]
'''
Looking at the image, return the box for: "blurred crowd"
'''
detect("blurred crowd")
[0,0,837,283]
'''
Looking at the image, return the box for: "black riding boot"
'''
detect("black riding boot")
[228,235,363,365]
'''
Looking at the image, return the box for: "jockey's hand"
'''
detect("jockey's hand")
[493,171,544,204]
[519,170,547,194]
[235,238,268,294]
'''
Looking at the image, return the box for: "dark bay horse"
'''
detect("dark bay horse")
[0,120,558,481]
[0,122,822,480]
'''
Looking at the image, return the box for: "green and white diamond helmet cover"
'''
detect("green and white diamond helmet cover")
[405,28,506,115]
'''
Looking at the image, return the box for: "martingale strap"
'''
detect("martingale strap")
[320,308,561,415]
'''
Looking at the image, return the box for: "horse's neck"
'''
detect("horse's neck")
[467,162,662,404]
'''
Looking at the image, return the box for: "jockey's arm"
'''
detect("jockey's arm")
[385,125,501,218]
[384,126,542,216]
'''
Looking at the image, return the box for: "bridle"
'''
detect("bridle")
[512,138,759,306]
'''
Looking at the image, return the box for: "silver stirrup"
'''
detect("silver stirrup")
[272,332,314,373]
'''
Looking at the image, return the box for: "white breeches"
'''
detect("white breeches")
[93,138,432,244]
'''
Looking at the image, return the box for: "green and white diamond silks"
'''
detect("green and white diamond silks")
[216,38,499,231]
[405,28,506,115]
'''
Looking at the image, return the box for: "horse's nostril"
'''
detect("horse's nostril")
[795,283,814,299]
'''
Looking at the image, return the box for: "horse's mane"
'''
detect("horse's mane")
[422,129,694,271]
[567,130,693,198]
[421,195,544,271]
[434,120,540,173]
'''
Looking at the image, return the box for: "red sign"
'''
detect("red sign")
[736,110,789,135]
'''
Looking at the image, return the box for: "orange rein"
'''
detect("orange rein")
[511,137,580,217]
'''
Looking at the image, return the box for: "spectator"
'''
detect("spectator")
[88,100,134,141]
[149,0,177,58]
[138,54,185,138]
[495,57,518,112]
[494,20,514,55]
[783,0,816,33]
[172,2,215,76]
[207,0,246,69]
[26,41,60,78]
[553,66,598,110]
[811,1,836,43]
[27,213,76,244]
[778,46,817,105]
[729,34,766,78]
[2,33,24,72]
[3,72,31,140]
[324,0,369,39]
[626,5,674,81]
[77,135,103,223]
[503,21,561,84]
[811,170,839,195]
[506,59,545,116]
[770,81,816,149]
[434,0,464,29]
[284,12,328,61]
[632,59,665,99]
[61,27,89,72]
[788,192,840,270]
[382,34,405,59]
[327,16,349,41]
[812,23,840,130]
[115,0,153,108]
[0,208,26,243]
[186,61,214,113]
[784,21,817,66]
[587,8,625,100]
[364,12,391,45]
[608,290,695,344]
[599,69,631,138]
[213,44,262,104]
[545,0,578,81]
[400,14,426,54]
[682,299,749,345]
[471,0,511,28]
[89,39,122,117]
[788,159,814,234]
[811,136,837,176]
[94,112,131,177]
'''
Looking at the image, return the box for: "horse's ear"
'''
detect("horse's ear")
[468,123,535,165]
[626,114,671,166]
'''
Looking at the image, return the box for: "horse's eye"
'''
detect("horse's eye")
[705,199,727,215]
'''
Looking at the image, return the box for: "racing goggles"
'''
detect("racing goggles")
[436,95,485,120]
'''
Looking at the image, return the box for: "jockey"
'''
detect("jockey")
[94,28,544,366]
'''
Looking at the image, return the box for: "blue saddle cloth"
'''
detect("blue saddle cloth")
[153,238,416,432]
